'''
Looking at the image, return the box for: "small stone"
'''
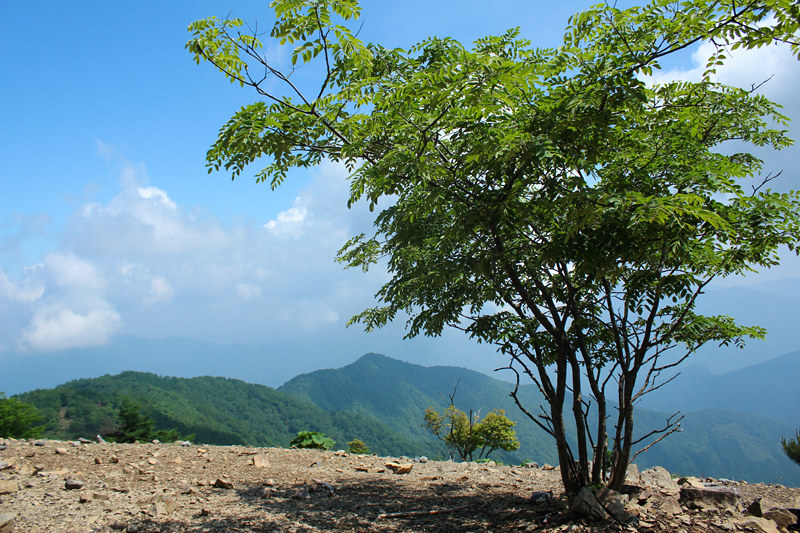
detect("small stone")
[34,440,46,446]
[0,462,8,471]
[65,479,84,490]
[213,478,234,489]
[110,455,119,463]
[333,450,347,456]
[94,457,102,464]
[529,491,553,503]
[0,480,19,494]
[385,462,413,474]
[0,513,16,533]
[252,455,270,468]
[415,456,429,463]
[71,441,81,447]
[78,437,92,444]
[180,441,192,447]
[200,508,210,516]
[542,463,555,470]
[92,492,110,500]
[151,439,161,445]
[96,435,107,444]
[147,458,158,465]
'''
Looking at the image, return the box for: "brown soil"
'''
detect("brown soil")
[1,439,798,532]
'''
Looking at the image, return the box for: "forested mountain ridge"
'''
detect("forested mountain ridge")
[9,354,800,486]
[280,353,800,486]
[14,371,426,457]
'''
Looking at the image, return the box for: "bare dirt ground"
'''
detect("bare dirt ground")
[1,439,798,532]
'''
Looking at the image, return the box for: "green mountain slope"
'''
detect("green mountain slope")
[280,353,800,486]
[15,371,426,456]
[279,353,557,465]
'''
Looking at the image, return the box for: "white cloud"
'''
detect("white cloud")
[264,204,309,239]
[144,276,174,305]
[20,304,121,352]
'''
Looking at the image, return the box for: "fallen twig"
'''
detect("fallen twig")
[376,504,470,520]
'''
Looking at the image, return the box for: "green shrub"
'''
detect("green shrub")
[290,431,335,450]
[0,392,44,439]
[347,438,370,454]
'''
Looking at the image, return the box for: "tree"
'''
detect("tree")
[188,0,800,494]
[116,398,156,443]
[783,430,800,466]
[424,405,519,462]
[0,392,44,439]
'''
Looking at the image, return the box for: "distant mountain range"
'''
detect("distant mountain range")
[14,353,800,487]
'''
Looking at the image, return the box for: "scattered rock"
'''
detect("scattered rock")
[0,462,8,471]
[33,440,46,446]
[212,478,234,489]
[252,454,270,468]
[385,462,413,474]
[735,516,781,533]
[65,479,84,490]
[0,513,15,533]
[639,466,679,495]
[625,463,641,485]
[529,491,553,503]
[78,437,92,444]
[542,464,556,470]
[0,480,19,494]
[570,486,609,521]
[414,456,428,463]
[678,476,706,489]
[246,486,270,498]
[151,494,178,516]
[96,435,106,444]
[680,485,741,510]
[54,447,68,455]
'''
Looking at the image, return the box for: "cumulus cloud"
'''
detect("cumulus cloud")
[0,148,386,352]
[20,304,122,351]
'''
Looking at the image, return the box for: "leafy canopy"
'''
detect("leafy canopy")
[424,405,520,462]
[0,392,44,439]
[188,0,800,493]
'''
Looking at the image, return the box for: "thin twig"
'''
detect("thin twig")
[376,504,471,520]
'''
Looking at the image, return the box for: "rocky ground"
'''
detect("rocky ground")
[1,438,798,532]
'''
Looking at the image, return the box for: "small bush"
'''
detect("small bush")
[347,438,370,454]
[783,430,800,466]
[290,431,335,450]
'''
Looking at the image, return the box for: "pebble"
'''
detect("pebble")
[65,479,84,490]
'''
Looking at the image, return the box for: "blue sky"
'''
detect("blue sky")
[1,1,798,376]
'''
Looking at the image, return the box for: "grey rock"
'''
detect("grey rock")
[65,479,84,490]
[529,491,553,504]
[96,435,107,444]
[0,461,8,471]
[570,487,610,521]
[78,437,92,444]
[0,445,6,451]
[33,440,46,446]
[680,486,741,510]
[639,466,679,494]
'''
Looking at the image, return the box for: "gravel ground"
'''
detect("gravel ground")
[1,439,798,532]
